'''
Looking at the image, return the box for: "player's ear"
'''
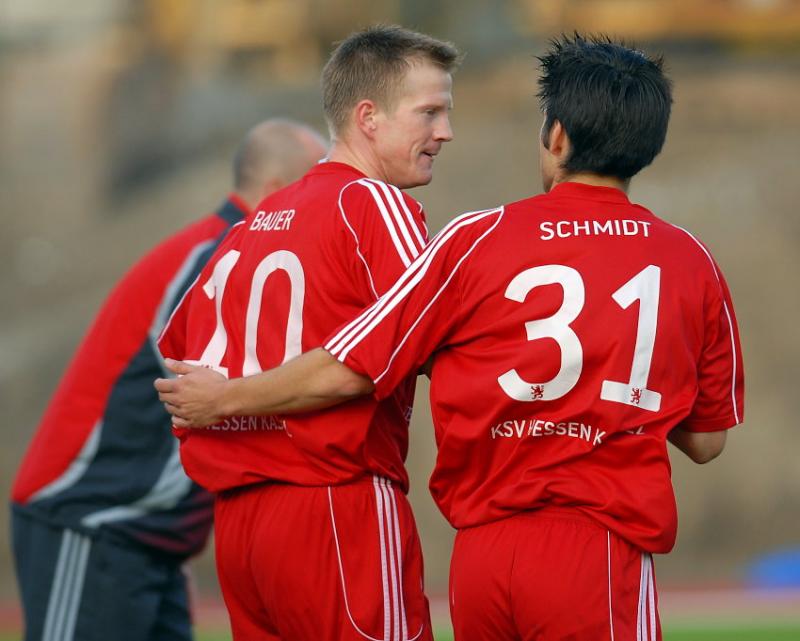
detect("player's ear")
[353,100,379,138]
[547,119,570,162]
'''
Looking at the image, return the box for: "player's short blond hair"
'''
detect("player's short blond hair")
[322,25,460,136]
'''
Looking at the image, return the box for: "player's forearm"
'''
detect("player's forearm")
[219,348,375,416]
[667,426,727,464]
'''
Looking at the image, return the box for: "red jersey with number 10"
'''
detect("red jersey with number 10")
[159,162,428,493]
[327,182,744,553]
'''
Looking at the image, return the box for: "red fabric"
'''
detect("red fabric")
[158,162,428,493]
[450,509,661,641]
[12,213,232,502]
[214,478,432,641]
[328,182,744,553]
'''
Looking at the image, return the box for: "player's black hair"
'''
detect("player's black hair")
[537,34,672,180]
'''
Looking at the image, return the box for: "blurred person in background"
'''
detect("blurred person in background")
[155,25,458,641]
[158,35,744,641]
[10,118,327,641]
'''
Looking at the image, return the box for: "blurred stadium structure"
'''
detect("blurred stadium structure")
[519,0,800,42]
[1,0,800,629]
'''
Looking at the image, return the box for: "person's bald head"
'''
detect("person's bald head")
[233,119,328,208]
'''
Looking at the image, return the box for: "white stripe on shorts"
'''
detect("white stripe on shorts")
[327,478,423,641]
[607,531,616,641]
[42,530,91,641]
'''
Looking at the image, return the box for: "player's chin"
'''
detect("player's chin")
[414,163,434,186]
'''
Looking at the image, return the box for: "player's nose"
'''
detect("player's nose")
[434,115,454,143]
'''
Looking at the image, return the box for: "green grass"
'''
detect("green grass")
[662,625,800,641]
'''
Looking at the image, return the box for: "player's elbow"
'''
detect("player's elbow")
[338,371,375,399]
[687,432,727,464]
[314,353,374,402]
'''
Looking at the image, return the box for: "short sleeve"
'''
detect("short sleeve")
[681,264,745,432]
[325,207,504,399]
[338,179,428,298]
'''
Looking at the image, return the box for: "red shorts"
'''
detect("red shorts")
[449,508,660,641]
[214,476,432,641]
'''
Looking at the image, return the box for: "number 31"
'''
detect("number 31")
[497,264,662,411]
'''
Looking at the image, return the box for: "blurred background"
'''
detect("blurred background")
[2,0,800,636]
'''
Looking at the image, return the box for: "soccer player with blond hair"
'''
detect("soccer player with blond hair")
[157,25,460,641]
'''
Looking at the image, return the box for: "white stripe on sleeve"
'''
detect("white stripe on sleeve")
[338,182,380,300]
[372,209,505,384]
[326,207,503,361]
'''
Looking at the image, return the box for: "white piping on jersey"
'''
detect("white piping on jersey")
[326,207,502,358]
[368,179,425,256]
[371,208,506,385]
[363,178,424,264]
[150,238,216,375]
[357,179,414,267]
[42,529,91,641]
[327,478,422,641]
[29,420,103,503]
[328,207,505,372]
[338,181,380,299]
[607,531,616,641]
[416,201,429,238]
[389,183,426,249]
[81,439,192,528]
[670,224,740,424]
[157,219,247,348]
[151,238,216,345]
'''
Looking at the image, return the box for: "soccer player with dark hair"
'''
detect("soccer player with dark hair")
[156,25,459,641]
[158,35,744,641]
[11,119,326,641]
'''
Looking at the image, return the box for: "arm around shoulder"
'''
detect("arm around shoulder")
[156,350,374,427]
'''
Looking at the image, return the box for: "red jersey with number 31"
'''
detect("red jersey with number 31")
[327,182,744,553]
[159,162,428,493]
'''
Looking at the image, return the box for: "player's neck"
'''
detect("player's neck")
[327,139,386,182]
[553,173,630,194]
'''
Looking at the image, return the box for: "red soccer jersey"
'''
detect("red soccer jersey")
[327,182,744,553]
[159,162,428,493]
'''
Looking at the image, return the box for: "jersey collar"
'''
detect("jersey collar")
[548,181,631,204]
[217,193,252,225]
[307,160,368,179]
